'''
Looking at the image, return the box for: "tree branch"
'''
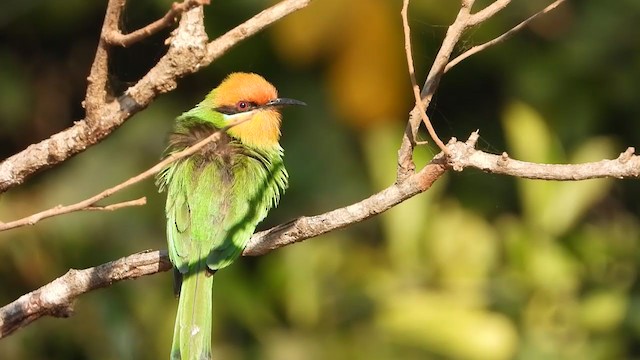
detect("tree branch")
[446,0,567,72]
[445,132,640,180]
[401,0,448,157]
[397,0,474,180]
[468,0,511,27]
[0,250,172,338]
[4,133,640,337]
[0,118,248,232]
[103,0,211,47]
[395,0,563,181]
[0,0,621,343]
[244,161,447,255]
[0,0,312,194]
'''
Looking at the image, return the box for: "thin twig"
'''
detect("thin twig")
[468,0,511,27]
[85,197,147,211]
[204,0,311,63]
[397,0,474,180]
[103,0,211,47]
[446,0,567,72]
[400,0,448,156]
[0,119,246,232]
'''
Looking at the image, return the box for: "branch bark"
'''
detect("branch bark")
[397,0,475,180]
[0,250,172,338]
[1,0,623,343]
[446,0,567,72]
[396,0,563,180]
[0,0,312,194]
[103,0,211,47]
[3,133,639,337]
[0,118,247,232]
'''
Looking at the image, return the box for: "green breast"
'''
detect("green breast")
[158,124,288,273]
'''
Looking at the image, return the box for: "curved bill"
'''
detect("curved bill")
[265,98,307,107]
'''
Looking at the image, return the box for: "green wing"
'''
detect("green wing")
[161,148,288,273]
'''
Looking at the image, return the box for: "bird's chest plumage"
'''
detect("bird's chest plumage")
[159,123,288,271]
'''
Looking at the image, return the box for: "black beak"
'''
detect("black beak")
[265,98,307,107]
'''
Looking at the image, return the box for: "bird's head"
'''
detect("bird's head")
[205,72,305,148]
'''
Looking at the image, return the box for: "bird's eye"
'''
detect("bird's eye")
[236,101,248,111]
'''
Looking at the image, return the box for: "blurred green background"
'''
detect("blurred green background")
[1,0,640,359]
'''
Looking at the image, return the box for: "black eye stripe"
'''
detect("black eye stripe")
[214,101,259,115]
[214,105,238,115]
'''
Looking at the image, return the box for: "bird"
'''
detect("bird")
[156,72,305,360]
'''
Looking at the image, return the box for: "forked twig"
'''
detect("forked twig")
[103,0,211,47]
[446,0,567,72]
[401,0,448,155]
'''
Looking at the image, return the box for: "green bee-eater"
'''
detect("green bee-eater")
[156,72,305,359]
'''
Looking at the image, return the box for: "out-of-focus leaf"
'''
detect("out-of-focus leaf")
[502,101,561,229]
[580,290,628,332]
[275,0,411,127]
[378,291,518,360]
[520,292,586,360]
[270,0,347,66]
[525,240,581,294]
[362,123,446,275]
[427,200,499,299]
[540,137,616,236]
[327,0,409,128]
[279,234,347,328]
[503,101,558,164]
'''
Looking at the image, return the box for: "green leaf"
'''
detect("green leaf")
[502,101,561,230]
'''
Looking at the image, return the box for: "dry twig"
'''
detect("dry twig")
[396,0,515,181]
[0,119,247,232]
[446,0,567,72]
[0,250,171,338]
[0,0,312,193]
[396,0,474,180]
[400,0,448,156]
[103,0,211,47]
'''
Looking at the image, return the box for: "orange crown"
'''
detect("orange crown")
[213,73,283,149]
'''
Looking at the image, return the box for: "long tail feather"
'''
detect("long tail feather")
[171,262,214,360]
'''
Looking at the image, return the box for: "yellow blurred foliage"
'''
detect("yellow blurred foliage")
[378,291,518,360]
[272,0,410,128]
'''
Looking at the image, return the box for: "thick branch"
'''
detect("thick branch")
[103,0,211,47]
[0,0,312,194]
[0,250,172,338]
[445,132,640,180]
[244,161,447,255]
[5,134,640,336]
